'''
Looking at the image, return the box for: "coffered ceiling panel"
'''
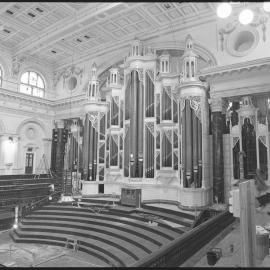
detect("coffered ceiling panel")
[0,2,223,69]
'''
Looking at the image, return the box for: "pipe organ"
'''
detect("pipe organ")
[64,35,213,208]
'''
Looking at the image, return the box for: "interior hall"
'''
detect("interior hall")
[0,2,270,268]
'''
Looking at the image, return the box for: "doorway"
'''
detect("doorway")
[25,153,34,174]
[98,184,104,194]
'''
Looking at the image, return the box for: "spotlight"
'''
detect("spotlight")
[217,3,232,19]
[239,8,254,25]
[13,224,18,229]
[49,196,52,201]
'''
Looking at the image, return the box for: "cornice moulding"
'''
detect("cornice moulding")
[210,83,270,99]
[200,57,270,79]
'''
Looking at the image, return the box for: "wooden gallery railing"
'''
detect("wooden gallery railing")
[21,190,61,219]
[132,211,235,267]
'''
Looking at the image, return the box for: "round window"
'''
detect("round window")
[226,27,259,57]
[67,76,77,91]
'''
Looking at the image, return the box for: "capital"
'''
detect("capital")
[209,97,226,113]
[54,119,65,129]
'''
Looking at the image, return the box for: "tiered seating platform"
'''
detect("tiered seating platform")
[10,196,197,267]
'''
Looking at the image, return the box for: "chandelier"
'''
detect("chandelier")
[217,2,270,25]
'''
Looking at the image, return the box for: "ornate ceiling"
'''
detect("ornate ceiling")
[0,2,225,69]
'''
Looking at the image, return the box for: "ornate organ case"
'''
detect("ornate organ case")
[81,37,213,208]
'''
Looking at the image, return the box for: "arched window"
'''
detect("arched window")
[0,67,2,87]
[19,71,45,98]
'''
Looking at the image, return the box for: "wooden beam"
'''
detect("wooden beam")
[239,180,256,267]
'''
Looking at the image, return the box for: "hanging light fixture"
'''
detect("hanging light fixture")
[239,8,254,25]
[217,2,270,25]
[217,2,232,19]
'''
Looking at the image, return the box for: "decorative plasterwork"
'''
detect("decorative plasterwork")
[12,56,27,77]
[219,17,267,51]
[53,64,84,88]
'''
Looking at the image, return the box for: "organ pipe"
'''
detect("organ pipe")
[138,80,144,177]
[192,112,198,187]
[156,94,160,124]
[83,114,90,180]
[92,129,98,180]
[185,101,193,187]
[124,126,129,177]
[182,102,187,187]
[146,73,154,117]
[125,74,131,120]
[88,121,93,180]
[130,70,138,177]
[197,117,202,187]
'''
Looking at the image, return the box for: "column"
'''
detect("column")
[211,97,226,203]
[51,120,66,177]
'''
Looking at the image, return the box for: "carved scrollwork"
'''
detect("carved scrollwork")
[232,136,240,148]
[124,124,129,138]
[163,86,171,97]
[145,122,155,136]
[146,69,154,83]
[164,129,172,144]
[99,141,105,148]
[138,68,144,83]
[112,134,118,144]
[180,97,186,111]
[180,96,201,121]
[259,135,267,147]
[88,111,99,129]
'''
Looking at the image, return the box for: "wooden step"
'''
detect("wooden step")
[34,207,180,240]
[9,231,120,267]
[22,216,164,248]
[19,222,151,259]
[13,227,138,266]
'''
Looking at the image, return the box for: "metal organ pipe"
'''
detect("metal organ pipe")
[185,100,193,187]
[130,71,136,177]
[92,128,97,180]
[124,74,131,177]
[192,112,198,187]
[89,121,93,180]
[130,70,138,177]
[182,101,186,187]
[197,118,202,187]
[138,81,144,177]
[83,115,90,180]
